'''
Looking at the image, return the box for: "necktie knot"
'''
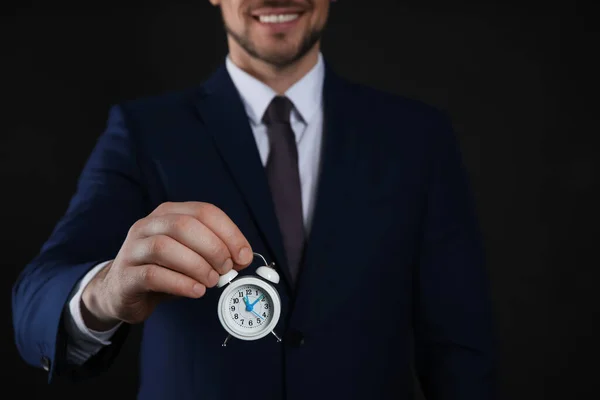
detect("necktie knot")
[263,96,293,125]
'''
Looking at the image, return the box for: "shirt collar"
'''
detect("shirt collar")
[225,53,325,126]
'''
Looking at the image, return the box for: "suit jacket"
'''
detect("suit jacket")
[12,61,497,400]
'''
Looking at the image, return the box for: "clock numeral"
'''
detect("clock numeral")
[240,319,244,325]
[238,292,243,297]
[234,313,239,319]
[257,318,261,324]
[262,312,267,318]
[261,297,266,302]
[246,289,252,295]
[249,320,253,326]
[233,298,239,304]
[230,306,235,311]
[264,304,269,309]
[255,289,258,296]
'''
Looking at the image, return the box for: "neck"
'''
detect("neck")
[228,40,320,94]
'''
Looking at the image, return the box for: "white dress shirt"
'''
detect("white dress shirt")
[63,53,326,365]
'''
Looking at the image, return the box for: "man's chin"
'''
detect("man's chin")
[226,23,321,69]
[254,50,302,67]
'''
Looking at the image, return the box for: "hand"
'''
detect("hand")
[242,296,264,322]
[250,310,264,321]
[243,294,263,311]
[81,201,254,330]
[250,294,264,307]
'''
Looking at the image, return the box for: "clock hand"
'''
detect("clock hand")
[250,294,264,307]
[243,295,252,311]
[250,310,265,321]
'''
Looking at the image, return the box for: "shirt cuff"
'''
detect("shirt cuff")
[66,260,122,345]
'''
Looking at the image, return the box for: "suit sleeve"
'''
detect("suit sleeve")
[11,105,150,382]
[413,112,498,399]
[64,260,124,366]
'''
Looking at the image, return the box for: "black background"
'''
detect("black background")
[2,1,598,399]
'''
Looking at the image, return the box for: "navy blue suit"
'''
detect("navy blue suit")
[12,62,497,399]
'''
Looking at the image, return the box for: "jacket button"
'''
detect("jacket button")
[285,330,305,347]
[41,356,50,371]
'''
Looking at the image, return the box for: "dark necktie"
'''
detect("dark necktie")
[263,96,306,283]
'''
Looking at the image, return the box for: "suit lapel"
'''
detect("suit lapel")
[296,66,361,293]
[192,63,360,296]
[193,65,292,288]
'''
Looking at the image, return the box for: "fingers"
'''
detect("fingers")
[149,202,254,268]
[134,264,207,299]
[130,213,235,275]
[133,235,220,288]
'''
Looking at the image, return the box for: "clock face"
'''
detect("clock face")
[218,276,281,341]
[227,284,272,330]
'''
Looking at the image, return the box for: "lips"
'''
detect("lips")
[251,6,306,23]
[256,13,300,23]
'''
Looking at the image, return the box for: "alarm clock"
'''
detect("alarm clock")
[216,252,282,346]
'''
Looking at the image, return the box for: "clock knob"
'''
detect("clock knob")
[216,269,239,288]
[256,265,280,284]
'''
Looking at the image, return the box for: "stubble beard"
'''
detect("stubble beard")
[224,21,323,69]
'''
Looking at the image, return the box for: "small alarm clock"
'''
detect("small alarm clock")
[216,252,282,346]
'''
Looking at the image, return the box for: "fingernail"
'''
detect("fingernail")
[239,247,252,264]
[221,258,233,272]
[209,270,220,286]
[193,284,205,296]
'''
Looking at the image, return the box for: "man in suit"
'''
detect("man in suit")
[12,0,497,399]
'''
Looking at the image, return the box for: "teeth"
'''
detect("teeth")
[258,14,299,23]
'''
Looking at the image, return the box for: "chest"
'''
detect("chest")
[144,113,429,300]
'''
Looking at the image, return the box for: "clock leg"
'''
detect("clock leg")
[222,334,232,347]
[271,330,282,342]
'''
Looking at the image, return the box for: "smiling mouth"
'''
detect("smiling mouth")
[251,6,307,25]
[254,13,301,23]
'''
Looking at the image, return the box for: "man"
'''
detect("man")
[12,0,497,399]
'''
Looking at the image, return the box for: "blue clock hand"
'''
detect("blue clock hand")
[251,310,265,321]
[250,294,264,307]
[243,296,252,311]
